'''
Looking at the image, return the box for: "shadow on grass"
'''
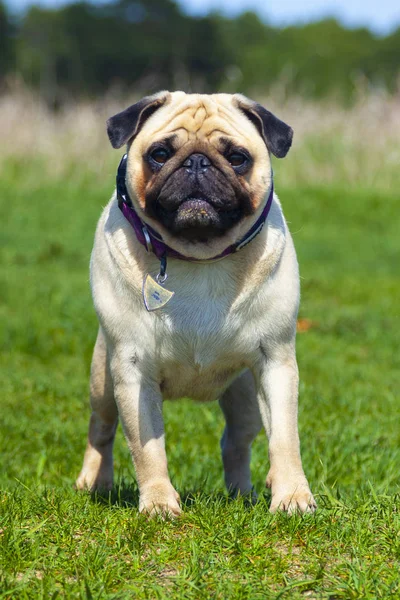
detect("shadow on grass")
[90,480,267,511]
[90,480,139,508]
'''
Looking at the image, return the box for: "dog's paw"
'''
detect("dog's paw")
[266,472,316,514]
[139,480,181,518]
[269,487,316,514]
[75,445,114,492]
[75,468,113,492]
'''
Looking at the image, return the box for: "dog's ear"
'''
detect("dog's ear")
[107,92,170,149]
[234,95,293,158]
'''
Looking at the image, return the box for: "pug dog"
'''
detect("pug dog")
[76,91,316,516]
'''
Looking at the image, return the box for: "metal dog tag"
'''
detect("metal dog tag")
[143,274,175,312]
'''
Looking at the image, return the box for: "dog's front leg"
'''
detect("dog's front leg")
[111,349,181,517]
[257,347,316,514]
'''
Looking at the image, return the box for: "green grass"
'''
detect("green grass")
[1,163,399,598]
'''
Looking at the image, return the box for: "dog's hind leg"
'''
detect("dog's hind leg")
[219,370,262,497]
[76,327,118,491]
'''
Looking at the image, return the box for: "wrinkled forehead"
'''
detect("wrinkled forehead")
[136,92,265,151]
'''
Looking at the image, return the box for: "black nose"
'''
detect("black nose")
[183,153,212,174]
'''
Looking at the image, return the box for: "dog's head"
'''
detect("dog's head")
[107,92,292,254]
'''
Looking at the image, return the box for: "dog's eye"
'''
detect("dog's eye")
[227,152,247,167]
[150,148,169,165]
[150,148,170,164]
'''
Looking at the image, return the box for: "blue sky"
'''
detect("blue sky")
[5,0,400,35]
[182,0,400,34]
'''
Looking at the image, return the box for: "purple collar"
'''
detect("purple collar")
[116,154,273,263]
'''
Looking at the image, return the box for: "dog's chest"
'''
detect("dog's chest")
[157,322,255,401]
[152,266,260,400]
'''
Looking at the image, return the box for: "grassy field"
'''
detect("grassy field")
[1,93,400,598]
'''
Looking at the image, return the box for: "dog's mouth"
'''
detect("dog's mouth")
[155,195,241,241]
[175,197,218,222]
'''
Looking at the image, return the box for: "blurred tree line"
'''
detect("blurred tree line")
[1,0,399,105]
